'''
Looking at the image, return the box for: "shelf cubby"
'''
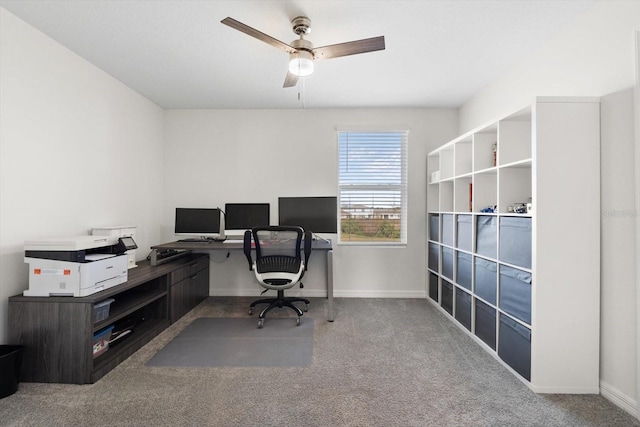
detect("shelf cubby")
[428,272,439,302]
[441,280,454,315]
[439,147,454,180]
[455,214,473,252]
[474,257,497,305]
[439,181,454,212]
[498,108,532,166]
[441,246,454,280]
[475,215,497,260]
[473,170,498,212]
[455,286,472,331]
[498,165,532,214]
[499,216,532,269]
[454,139,473,177]
[428,153,440,184]
[453,177,473,212]
[427,184,440,211]
[428,213,440,242]
[473,131,498,172]
[456,251,472,291]
[428,242,439,272]
[441,214,454,246]
[475,298,497,350]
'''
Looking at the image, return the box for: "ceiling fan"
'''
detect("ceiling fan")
[221,16,385,88]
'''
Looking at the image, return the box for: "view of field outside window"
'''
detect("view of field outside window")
[338,131,408,244]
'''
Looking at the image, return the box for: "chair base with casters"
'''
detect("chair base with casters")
[248,289,310,328]
[243,226,313,328]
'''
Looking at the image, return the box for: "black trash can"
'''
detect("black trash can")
[0,345,23,398]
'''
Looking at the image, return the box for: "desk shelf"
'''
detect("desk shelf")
[9,254,209,384]
[91,318,169,382]
[93,285,167,332]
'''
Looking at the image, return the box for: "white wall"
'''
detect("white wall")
[458,0,640,416]
[635,28,640,422]
[0,9,165,343]
[459,1,640,132]
[163,109,458,298]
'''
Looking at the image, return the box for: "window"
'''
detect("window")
[338,130,408,244]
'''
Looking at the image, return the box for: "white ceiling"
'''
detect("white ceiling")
[0,0,597,109]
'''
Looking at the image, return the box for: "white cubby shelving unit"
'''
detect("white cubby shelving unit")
[427,97,600,393]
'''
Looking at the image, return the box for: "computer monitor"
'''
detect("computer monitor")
[174,208,225,241]
[278,197,338,234]
[224,203,270,230]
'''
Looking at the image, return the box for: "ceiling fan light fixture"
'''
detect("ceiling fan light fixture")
[289,50,314,77]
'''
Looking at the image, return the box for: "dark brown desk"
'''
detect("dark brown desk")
[9,254,210,384]
[151,239,335,321]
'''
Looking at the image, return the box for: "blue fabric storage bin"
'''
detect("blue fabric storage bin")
[429,272,439,302]
[456,251,472,290]
[456,215,472,251]
[475,299,496,350]
[442,247,454,280]
[442,214,454,246]
[499,216,532,269]
[499,265,532,324]
[476,216,497,259]
[441,280,453,315]
[475,257,497,304]
[455,287,472,331]
[428,242,439,272]
[429,214,439,242]
[498,314,531,381]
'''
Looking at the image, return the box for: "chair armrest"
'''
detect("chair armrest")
[243,230,253,270]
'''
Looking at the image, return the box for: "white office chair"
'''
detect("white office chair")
[243,226,311,328]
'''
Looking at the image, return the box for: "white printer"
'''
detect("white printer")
[23,235,136,297]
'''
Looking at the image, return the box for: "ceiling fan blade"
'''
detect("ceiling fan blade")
[283,71,299,88]
[312,36,385,60]
[221,17,296,54]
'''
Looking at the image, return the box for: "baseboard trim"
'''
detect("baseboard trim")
[528,384,600,394]
[211,289,427,298]
[600,381,638,418]
[334,290,427,298]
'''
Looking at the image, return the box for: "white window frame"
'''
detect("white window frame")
[337,130,408,246]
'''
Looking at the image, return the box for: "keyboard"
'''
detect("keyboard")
[150,248,188,266]
[158,249,180,257]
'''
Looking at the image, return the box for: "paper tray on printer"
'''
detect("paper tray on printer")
[85,254,117,261]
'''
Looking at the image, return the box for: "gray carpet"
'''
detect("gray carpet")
[1,297,638,427]
[146,317,314,367]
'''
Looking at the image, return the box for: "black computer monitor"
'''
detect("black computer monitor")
[224,203,270,230]
[174,208,223,240]
[278,197,337,233]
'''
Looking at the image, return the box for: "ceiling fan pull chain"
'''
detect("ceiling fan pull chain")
[298,78,306,109]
